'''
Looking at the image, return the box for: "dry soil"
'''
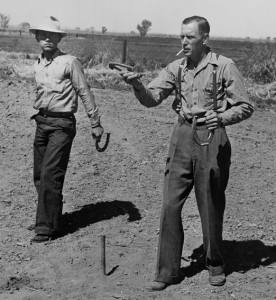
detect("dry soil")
[0,78,276,300]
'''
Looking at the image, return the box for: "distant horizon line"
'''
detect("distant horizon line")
[6,24,272,41]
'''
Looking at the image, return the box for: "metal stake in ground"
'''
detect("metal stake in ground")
[101,235,106,275]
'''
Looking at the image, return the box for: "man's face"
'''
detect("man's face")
[180,21,208,59]
[36,30,62,52]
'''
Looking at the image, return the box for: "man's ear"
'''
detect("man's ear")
[58,34,62,43]
[203,33,209,45]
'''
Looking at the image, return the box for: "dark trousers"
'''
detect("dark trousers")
[155,119,231,284]
[33,114,76,235]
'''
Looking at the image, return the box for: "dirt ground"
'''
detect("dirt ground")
[0,75,276,300]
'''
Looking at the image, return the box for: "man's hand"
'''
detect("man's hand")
[172,97,182,114]
[91,125,104,142]
[205,110,222,130]
[119,70,143,90]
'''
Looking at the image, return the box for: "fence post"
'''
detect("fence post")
[122,40,127,64]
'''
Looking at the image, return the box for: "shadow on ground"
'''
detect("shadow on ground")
[58,200,141,237]
[180,239,276,279]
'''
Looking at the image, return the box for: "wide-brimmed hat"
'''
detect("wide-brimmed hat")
[29,16,67,37]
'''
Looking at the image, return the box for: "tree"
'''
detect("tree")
[137,19,152,37]
[102,26,107,34]
[20,22,30,31]
[0,14,10,29]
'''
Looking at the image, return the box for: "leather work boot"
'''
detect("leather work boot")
[207,265,226,286]
[31,234,51,243]
[145,281,169,292]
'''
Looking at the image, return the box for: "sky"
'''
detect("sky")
[1,0,276,39]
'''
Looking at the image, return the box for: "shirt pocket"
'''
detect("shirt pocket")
[203,81,226,110]
[203,81,225,101]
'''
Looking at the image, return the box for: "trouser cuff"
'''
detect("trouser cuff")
[206,264,225,276]
[35,225,55,236]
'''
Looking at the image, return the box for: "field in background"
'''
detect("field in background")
[1,32,276,102]
[0,33,254,70]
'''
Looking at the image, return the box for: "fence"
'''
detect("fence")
[0,33,253,70]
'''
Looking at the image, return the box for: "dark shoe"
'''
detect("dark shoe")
[27,224,35,231]
[207,265,226,286]
[209,273,226,286]
[145,281,169,292]
[31,234,51,243]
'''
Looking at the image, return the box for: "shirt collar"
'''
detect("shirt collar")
[37,48,60,65]
[196,47,214,70]
[207,49,219,67]
[187,47,218,75]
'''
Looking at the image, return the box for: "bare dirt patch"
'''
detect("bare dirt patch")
[0,78,276,300]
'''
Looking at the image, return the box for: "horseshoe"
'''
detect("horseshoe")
[109,62,144,79]
[95,132,111,152]
[108,62,134,72]
[192,117,214,146]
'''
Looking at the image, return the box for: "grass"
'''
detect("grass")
[242,42,276,84]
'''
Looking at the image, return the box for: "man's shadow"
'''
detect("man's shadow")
[180,240,276,279]
[57,200,141,238]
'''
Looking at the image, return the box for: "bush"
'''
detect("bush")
[242,42,276,84]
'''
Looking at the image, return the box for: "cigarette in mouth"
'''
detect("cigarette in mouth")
[176,49,184,56]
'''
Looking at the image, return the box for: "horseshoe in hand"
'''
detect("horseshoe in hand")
[95,132,111,152]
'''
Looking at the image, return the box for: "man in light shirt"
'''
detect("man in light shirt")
[29,16,104,243]
[120,16,253,289]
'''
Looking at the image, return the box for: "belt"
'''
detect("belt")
[178,115,207,128]
[39,109,73,118]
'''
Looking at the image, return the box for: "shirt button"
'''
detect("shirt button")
[194,102,197,105]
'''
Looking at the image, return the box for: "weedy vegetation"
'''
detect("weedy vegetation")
[243,42,276,84]
[1,33,276,105]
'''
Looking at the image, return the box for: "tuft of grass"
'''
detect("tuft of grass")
[0,65,14,80]
[242,42,276,84]
[250,95,276,109]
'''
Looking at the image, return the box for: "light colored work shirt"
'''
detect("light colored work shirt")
[134,48,253,126]
[33,49,99,123]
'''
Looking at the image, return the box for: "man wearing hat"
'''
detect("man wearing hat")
[29,16,104,243]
